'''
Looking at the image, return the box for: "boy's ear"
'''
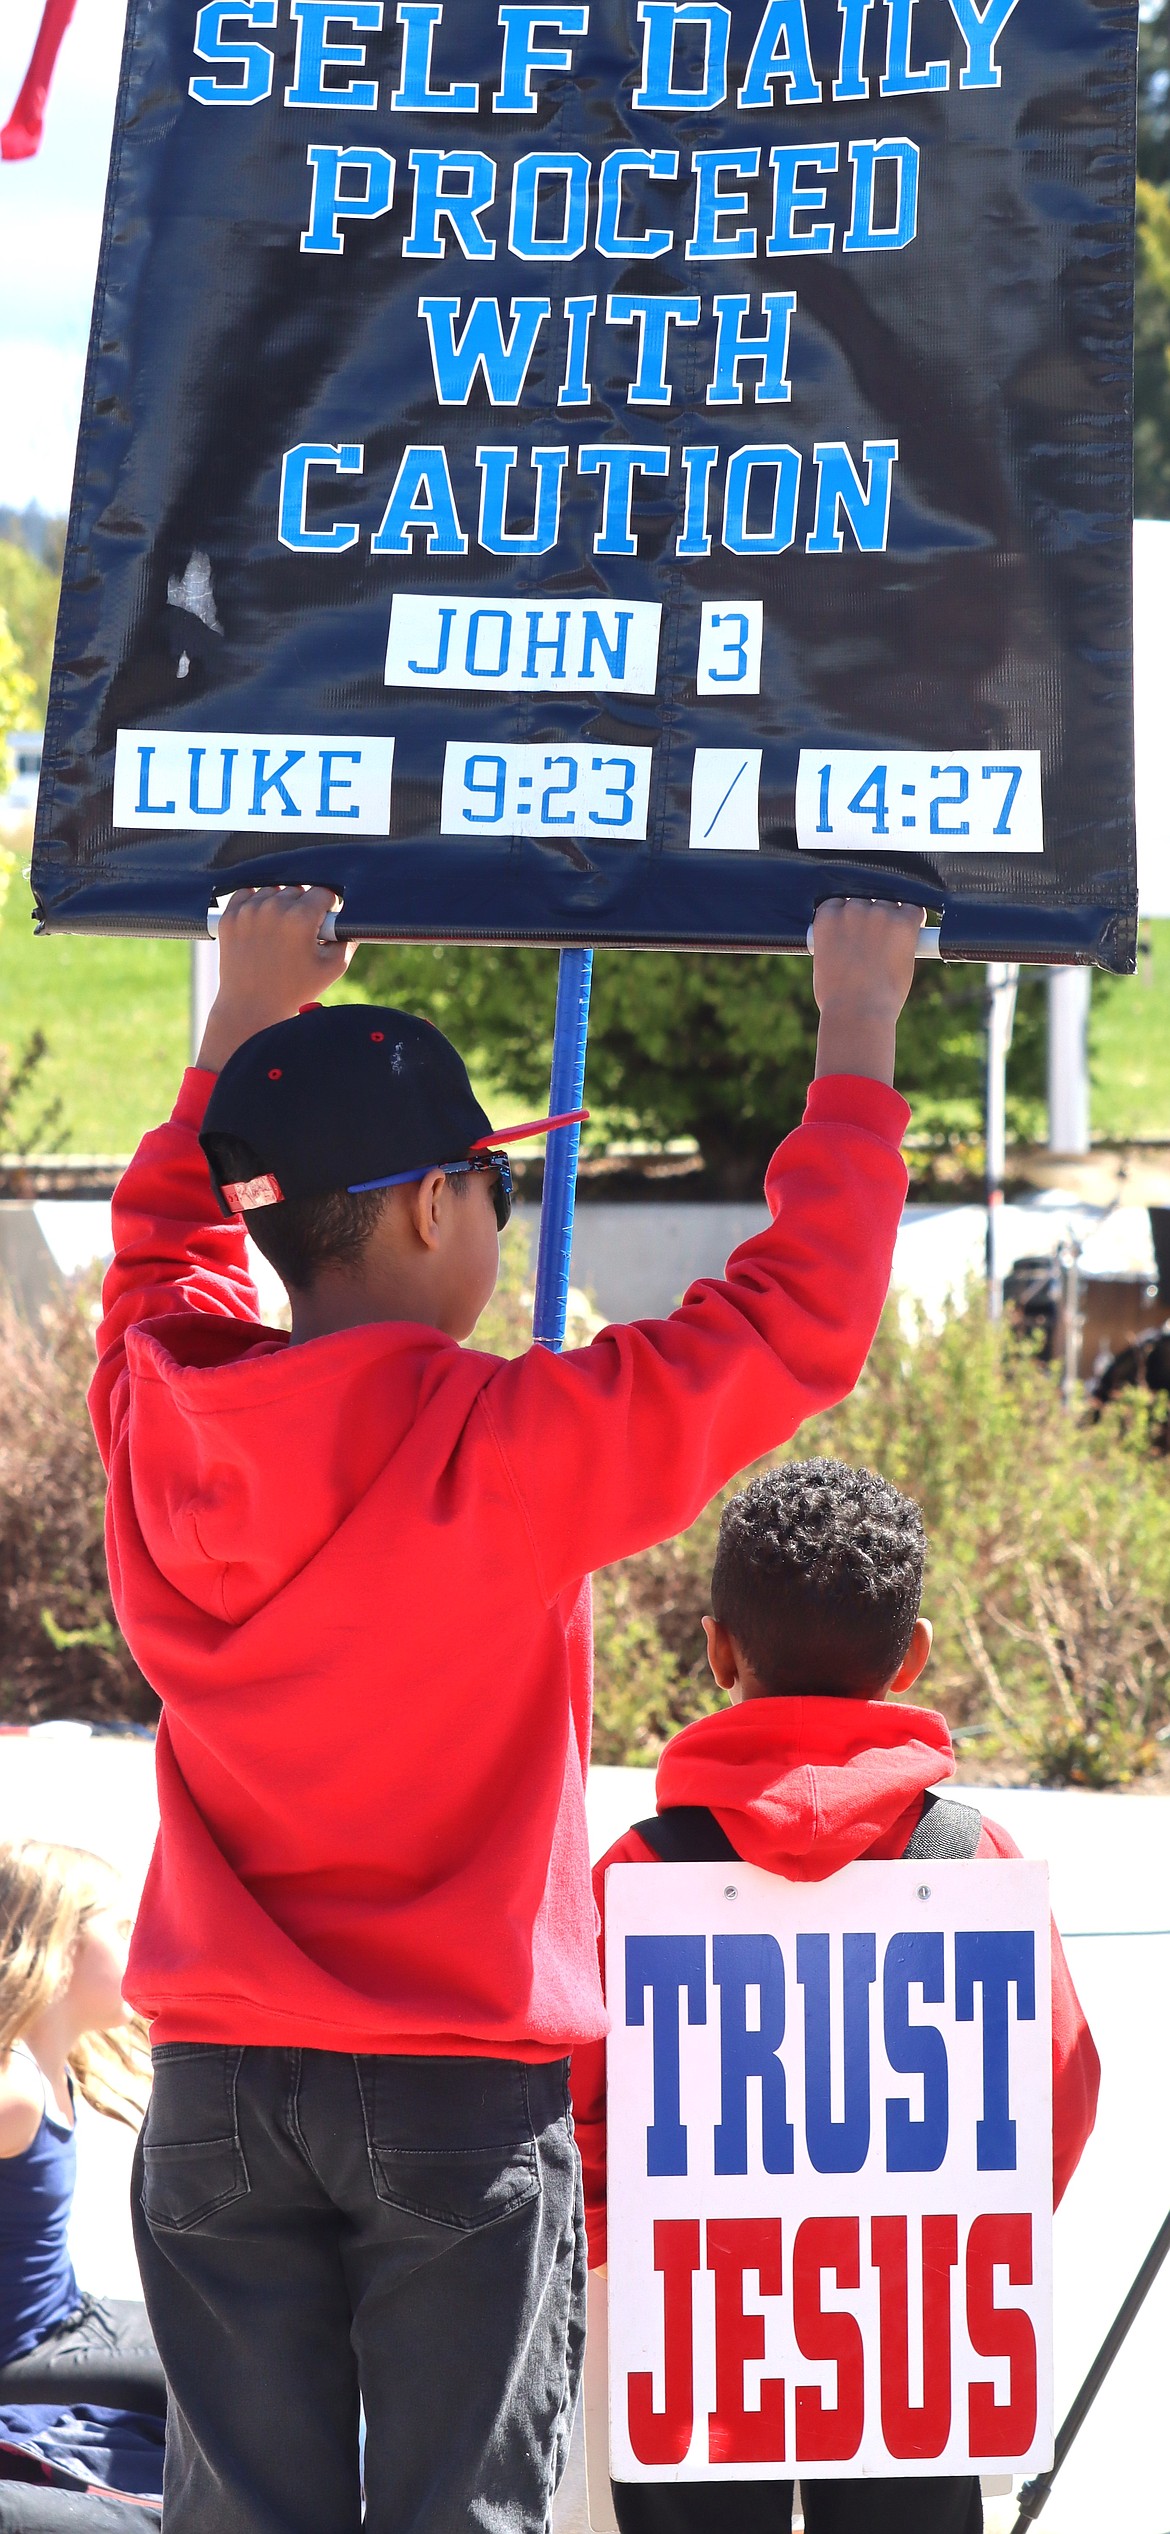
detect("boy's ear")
[702,1615,739,1693]
[404,1170,447,1251]
[886,1615,933,1696]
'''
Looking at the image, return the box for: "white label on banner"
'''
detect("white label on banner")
[796,750,1044,853]
[606,1859,1053,2483]
[385,598,661,693]
[697,604,763,697]
[689,750,762,849]
[113,731,394,834]
[440,741,652,840]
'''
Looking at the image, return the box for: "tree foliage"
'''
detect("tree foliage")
[1137,177,1170,515]
[0,544,58,728]
[1137,2,1170,514]
[0,607,34,788]
[353,939,1048,1184]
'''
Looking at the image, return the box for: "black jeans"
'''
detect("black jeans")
[132,2045,585,2534]
[0,2302,166,2420]
[612,2476,983,2533]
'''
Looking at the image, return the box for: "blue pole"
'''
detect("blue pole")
[532,945,594,1352]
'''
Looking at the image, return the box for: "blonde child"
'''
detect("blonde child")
[0,1843,162,2426]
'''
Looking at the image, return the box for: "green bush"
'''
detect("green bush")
[7,1262,1169,1790]
[592,1297,1170,1786]
[0,1286,156,1725]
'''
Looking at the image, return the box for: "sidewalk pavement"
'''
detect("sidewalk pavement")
[1,1737,1165,2533]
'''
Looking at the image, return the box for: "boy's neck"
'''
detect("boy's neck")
[735,1681,888,1703]
[288,1284,451,1345]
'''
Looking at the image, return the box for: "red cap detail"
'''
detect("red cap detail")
[221,1171,284,1215]
[298,1001,322,1014]
[370,1030,385,1042]
[268,1068,282,1081]
[469,1108,589,1150]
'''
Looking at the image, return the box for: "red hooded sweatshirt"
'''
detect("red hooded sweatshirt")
[571,1698,1100,2254]
[90,1066,910,2061]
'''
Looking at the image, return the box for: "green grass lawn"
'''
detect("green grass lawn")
[1089,922,1170,1141]
[1,850,190,1153]
[3,826,1170,1155]
[0,845,508,1154]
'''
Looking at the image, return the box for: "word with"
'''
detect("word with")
[413,290,807,414]
[188,0,1020,118]
[626,1927,1036,2177]
[628,2210,1038,2467]
[279,436,900,558]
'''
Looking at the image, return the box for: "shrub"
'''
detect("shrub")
[6,1261,1170,1790]
[0,1287,156,1725]
[592,1296,1170,1786]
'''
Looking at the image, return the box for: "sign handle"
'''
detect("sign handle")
[532,947,594,1353]
[1011,2203,1170,2527]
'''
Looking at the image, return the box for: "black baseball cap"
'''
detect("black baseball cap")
[200,1004,586,1216]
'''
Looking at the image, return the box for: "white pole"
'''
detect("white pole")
[191,937,219,1065]
[1047,966,1091,1155]
[985,962,1019,1319]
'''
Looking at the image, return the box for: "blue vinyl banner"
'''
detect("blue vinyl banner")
[32,0,1137,962]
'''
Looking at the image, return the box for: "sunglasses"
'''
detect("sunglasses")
[349,1149,513,1230]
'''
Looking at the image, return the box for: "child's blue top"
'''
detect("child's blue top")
[0,2051,79,2365]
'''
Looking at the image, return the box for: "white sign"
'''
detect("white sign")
[440,742,651,840]
[697,604,763,697]
[606,1860,1052,2483]
[689,749,762,850]
[113,731,394,833]
[384,597,661,692]
[795,751,1044,854]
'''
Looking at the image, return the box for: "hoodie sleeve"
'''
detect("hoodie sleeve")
[977,1817,1101,2210]
[570,1827,659,2271]
[89,1070,263,1471]
[481,1075,910,1601]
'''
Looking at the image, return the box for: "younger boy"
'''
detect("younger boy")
[90,886,924,2534]
[572,1458,1100,2534]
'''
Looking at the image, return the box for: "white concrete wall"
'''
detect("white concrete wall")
[8,1195,1156,1335]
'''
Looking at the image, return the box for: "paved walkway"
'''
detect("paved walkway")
[2,1738,1166,2532]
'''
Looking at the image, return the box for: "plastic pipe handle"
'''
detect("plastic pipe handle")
[207,902,339,942]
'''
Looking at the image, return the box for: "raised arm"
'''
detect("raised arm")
[90,887,351,1466]
[481,899,923,1597]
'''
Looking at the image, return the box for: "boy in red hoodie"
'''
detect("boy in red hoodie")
[90,885,924,2534]
[572,1457,1100,2534]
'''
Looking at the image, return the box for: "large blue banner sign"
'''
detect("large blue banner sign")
[32,0,1137,961]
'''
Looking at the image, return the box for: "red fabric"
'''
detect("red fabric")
[90,1066,909,2059]
[571,1698,1100,2262]
[1,0,77,161]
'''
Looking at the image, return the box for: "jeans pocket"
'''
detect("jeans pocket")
[140,2045,250,2232]
[360,2057,541,2232]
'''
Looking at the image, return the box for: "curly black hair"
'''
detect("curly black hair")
[710,1459,926,1697]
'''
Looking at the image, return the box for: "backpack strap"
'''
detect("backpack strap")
[633,1790,981,1870]
[633,1806,740,1864]
[902,1788,983,1862]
